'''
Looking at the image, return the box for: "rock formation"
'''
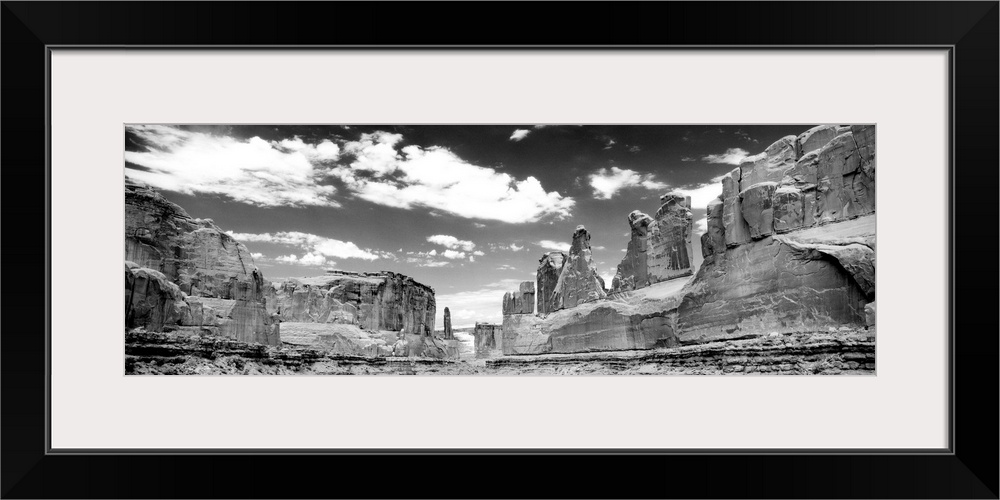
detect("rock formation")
[502,281,535,315]
[473,323,503,358]
[551,226,607,310]
[676,125,876,343]
[612,193,693,293]
[264,270,436,336]
[536,252,566,315]
[498,124,876,356]
[124,179,277,345]
[443,307,453,340]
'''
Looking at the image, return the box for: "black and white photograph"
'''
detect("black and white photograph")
[124,124,876,375]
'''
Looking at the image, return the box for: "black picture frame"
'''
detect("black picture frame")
[2,2,997,498]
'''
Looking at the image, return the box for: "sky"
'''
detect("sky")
[125,124,813,328]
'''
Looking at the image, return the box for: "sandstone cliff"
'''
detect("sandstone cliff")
[473,322,503,358]
[124,179,278,345]
[536,252,566,315]
[611,193,694,293]
[679,125,876,343]
[498,124,876,356]
[264,270,436,336]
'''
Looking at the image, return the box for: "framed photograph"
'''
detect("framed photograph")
[3,2,996,498]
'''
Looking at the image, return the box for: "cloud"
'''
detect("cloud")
[250,252,265,260]
[593,245,606,250]
[473,250,485,256]
[508,243,523,252]
[332,132,574,223]
[627,145,641,153]
[496,264,517,271]
[509,129,531,141]
[588,167,668,200]
[694,217,708,235]
[603,137,617,149]
[125,125,339,207]
[532,125,548,129]
[227,231,388,261]
[426,234,476,251]
[441,250,467,260]
[681,156,697,162]
[701,148,754,165]
[671,174,727,211]
[275,252,330,267]
[536,240,569,252]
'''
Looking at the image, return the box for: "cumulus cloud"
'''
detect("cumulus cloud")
[332,132,574,223]
[671,174,728,211]
[509,129,530,141]
[701,147,754,165]
[275,252,330,267]
[588,167,668,200]
[426,234,476,251]
[226,231,389,261]
[441,249,467,260]
[681,156,697,162]
[536,240,569,252]
[125,125,339,207]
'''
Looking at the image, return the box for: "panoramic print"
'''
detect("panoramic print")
[124,124,876,375]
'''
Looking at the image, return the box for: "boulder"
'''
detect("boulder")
[536,252,566,315]
[552,226,607,310]
[740,182,778,239]
[795,125,839,157]
[265,271,436,336]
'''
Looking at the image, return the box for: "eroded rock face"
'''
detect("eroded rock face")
[676,235,869,344]
[473,323,503,358]
[265,271,436,336]
[501,279,686,355]
[126,179,259,299]
[126,265,186,332]
[536,252,566,315]
[612,194,693,293]
[611,210,653,292]
[124,180,277,345]
[795,125,839,157]
[740,182,777,239]
[722,167,752,247]
[739,135,797,191]
[443,307,453,340]
[552,226,607,310]
[503,281,535,315]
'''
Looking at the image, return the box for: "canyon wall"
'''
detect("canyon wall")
[124,179,278,345]
[264,271,436,336]
[678,125,876,343]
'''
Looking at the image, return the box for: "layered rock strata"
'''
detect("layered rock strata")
[676,125,876,343]
[502,281,535,315]
[473,323,503,358]
[536,252,566,315]
[498,125,876,356]
[551,226,607,310]
[264,271,436,336]
[612,193,694,293]
[124,180,277,345]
